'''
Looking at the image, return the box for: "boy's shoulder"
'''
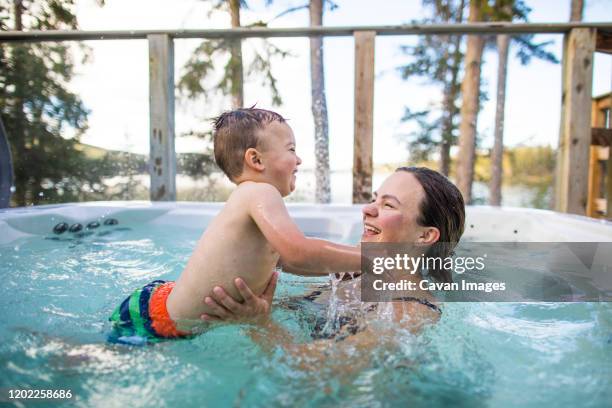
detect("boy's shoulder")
[234,181,282,198]
[228,182,285,211]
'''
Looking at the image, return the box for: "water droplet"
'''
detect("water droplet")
[9,186,15,193]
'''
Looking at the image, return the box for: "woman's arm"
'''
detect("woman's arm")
[202,280,376,366]
[201,271,279,325]
[202,278,438,373]
[201,277,379,354]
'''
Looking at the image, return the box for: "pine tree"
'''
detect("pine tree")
[178,0,289,108]
[309,0,334,203]
[455,0,487,203]
[0,0,109,206]
[398,0,466,176]
[488,0,558,205]
[454,0,557,203]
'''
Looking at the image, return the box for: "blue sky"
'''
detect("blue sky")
[72,0,612,170]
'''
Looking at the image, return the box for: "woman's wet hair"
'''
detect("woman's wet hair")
[396,166,465,283]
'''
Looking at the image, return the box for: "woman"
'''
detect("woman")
[202,167,465,347]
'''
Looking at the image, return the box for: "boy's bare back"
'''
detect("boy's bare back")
[166,182,282,331]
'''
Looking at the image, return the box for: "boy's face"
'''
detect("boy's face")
[258,121,302,197]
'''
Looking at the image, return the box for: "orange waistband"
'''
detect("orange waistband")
[149,282,190,338]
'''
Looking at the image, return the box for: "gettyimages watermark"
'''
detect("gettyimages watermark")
[360,242,612,302]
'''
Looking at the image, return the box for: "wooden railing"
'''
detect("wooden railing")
[587,92,612,218]
[2,23,612,209]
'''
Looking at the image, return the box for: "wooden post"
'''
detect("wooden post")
[148,34,176,201]
[608,86,612,219]
[555,28,596,215]
[353,31,375,204]
[0,116,13,208]
[607,142,612,218]
[587,145,602,217]
[587,97,601,217]
[588,94,612,218]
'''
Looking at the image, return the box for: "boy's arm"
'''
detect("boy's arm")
[275,259,326,276]
[247,183,361,276]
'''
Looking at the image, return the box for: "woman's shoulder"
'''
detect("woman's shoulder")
[390,297,441,333]
[392,296,441,314]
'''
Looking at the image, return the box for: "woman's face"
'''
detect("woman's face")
[361,171,428,243]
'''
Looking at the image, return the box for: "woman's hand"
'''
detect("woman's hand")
[200,271,279,324]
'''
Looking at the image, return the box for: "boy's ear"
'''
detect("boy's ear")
[244,148,265,172]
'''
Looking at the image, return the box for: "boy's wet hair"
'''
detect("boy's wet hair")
[395,166,466,283]
[212,108,286,181]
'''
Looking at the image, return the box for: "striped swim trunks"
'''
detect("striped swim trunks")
[108,280,192,344]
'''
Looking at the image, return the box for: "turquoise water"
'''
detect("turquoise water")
[0,223,611,407]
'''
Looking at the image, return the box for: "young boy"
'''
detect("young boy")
[109,108,361,343]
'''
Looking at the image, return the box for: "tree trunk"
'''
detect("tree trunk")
[439,122,451,176]
[228,0,244,108]
[456,0,485,204]
[440,58,463,177]
[490,34,509,206]
[309,0,331,203]
[13,0,22,30]
[570,0,583,21]
[439,0,465,176]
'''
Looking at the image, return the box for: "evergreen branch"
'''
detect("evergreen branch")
[268,3,309,23]
[513,34,559,65]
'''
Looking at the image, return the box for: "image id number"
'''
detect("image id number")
[8,389,73,399]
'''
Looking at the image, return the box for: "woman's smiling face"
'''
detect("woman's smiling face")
[361,171,427,243]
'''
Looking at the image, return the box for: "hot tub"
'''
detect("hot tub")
[0,202,611,407]
[2,201,612,244]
